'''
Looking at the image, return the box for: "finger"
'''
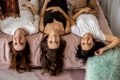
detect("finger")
[46,7,53,10]
[46,8,53,11]
[22,4,26,7]
[46,8,51,11]
[51,10,56,12]
[45,9,50,11]
[95,51,100,56]
[89,9,92,11]
[98,51,103,55]
[95,52,98,55]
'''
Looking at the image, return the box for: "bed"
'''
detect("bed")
[0,0,115,80]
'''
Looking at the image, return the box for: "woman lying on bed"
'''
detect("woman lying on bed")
[39,0,70,76]
[0,0,39,72]
[71,0,120,63]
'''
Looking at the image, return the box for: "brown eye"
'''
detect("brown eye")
[88,43,91,46]
[14,43,17,45]
[82,43,85,45]
[55,41,59,44]
[49,41,52,44]
[20,43,24,46]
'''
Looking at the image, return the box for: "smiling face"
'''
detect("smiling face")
[13,28,27,51]
[81,33,95,51]
[47,33,60,49]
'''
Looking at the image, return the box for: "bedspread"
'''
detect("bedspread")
[0,0,113,80]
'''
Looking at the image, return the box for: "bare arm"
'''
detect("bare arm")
[25,3,37,15]
[39,0,50,32]
[59,7,71,34]
[23,3,39,29]
[70,8,85,27]
[73,0,99,20]
[95,34,120,56]
[104,34,120,49]
[87,0,99,17]
[72,7,92,21]
[71,7,92,27]
[46,6,71,34]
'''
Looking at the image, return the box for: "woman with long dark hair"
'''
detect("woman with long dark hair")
[39,0,70,76]
[71,0,120,63]
[41,36,66,75]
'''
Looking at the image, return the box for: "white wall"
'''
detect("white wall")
[99,0,120,36]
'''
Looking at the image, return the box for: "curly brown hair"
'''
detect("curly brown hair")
[9,41,31,72]
[40,36,66,76]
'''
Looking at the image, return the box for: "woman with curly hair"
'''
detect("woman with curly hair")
[41,36,66,75]
[39,0,70,76]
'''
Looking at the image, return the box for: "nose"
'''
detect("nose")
[83,37,89,44]
[52,36,56,41]
[51,36,57,43]
[83,37,88,41]
[15,37,21,42]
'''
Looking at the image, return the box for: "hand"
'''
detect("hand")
[95,47,106,56]
[22,3,32,8]
[46,7,62,12]
[81,7,92,13]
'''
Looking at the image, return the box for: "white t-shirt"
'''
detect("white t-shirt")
[0,0,39,35]
[71,14,105,41]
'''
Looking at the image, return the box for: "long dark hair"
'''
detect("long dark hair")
[43,0,68,29]
[9,41,31,72]
[40,35,66,76]
[76,39,105,64]
[47,0,68,14]
[44,11,66,29]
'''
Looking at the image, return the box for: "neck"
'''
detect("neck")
[44,27,64,36]
[48,29,58,35]
[14,28,29,36]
